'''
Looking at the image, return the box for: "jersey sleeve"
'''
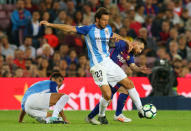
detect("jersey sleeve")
[115,40,127,49]
[49,81,58,93]
[21,103,25,110]
[126,53,135,65]
[76,25,91,35]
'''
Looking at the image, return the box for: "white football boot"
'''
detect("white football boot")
[85,116,101,125]
[114,114,132,123]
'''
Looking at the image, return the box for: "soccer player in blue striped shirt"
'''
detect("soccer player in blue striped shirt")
[40,7,145,125]
[18,71,69,124]
[87,38,151,124]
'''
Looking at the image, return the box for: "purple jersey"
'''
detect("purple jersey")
[109,40,134,67]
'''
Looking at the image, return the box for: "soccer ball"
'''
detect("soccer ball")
[142,104,157,119]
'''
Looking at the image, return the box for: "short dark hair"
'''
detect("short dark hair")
[24,36,32,40]
[25,58,32,62]
[135,37,147,46]
[135,4,144,11]
[50,70,63,80]
[79,53,87,58]
[17,0,24,3]
[95,7,109,21]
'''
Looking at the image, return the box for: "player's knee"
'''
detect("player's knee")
[119,90,128,94]
[122,78,134,89]
[104,93,111,101]
[118,87,129,94]
[128,81,134,89]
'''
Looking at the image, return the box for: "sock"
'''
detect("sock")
[52,95,69,118]
[45,117,51,123]
[98,97,109,117]
[115,93,128,116]
[88,103,99,119]
[88,90,115,119]
[127,87,142,111]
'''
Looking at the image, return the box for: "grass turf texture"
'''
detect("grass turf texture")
[0,111,190,131]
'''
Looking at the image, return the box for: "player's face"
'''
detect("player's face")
[54,77,64,88]
[98,15,109,29]
[133,42,144,55]
[17,1,25,10]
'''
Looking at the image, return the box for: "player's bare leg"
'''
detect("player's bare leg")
[119,78,144,117]
[87,85,111,125]
[85,85,111,125]
[97,85,112,124]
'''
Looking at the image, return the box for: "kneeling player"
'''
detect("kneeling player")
[86,38,151,124]
[18,71,69,124]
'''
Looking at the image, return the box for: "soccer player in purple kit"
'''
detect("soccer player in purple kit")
[86,38,151,124]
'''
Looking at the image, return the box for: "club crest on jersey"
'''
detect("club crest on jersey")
[126,56,130,60]
[105,28,109,35]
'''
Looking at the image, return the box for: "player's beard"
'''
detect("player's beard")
[132,49,139,56]
[98,23,105,29]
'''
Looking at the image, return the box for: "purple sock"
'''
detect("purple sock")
[88,103,99,119]
[115,93,128,116]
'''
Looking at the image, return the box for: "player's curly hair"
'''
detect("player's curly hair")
[50,70,63,80]
[95,7,110,22]
[134,37,147,46]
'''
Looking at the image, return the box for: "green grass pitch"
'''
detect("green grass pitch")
[0,110,191,131]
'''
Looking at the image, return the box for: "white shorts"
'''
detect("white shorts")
[90,58,127,87]
[25,93,51,119]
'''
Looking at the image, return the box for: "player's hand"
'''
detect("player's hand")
[139,66,152,74]
[123,37,133,53]
[114,37,119,42]
[65,120,71,124]
[40,21,51,26]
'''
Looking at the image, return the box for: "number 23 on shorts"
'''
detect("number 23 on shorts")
[90,65,107,86]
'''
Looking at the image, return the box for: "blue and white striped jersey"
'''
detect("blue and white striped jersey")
[21,80,58,110]
[76,24,113,67]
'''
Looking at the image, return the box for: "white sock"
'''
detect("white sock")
[98,97,109,117]
[128,87,142,111]
[45,117,62,123]
[45,117,50,123]
[52,95,69,118]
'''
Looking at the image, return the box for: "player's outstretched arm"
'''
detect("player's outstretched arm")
[112,33,133,52]
[18,109,26,123]
[130,63,151,74]
[40,21,77,33]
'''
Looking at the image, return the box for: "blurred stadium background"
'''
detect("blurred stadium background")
[0,0,191,130]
